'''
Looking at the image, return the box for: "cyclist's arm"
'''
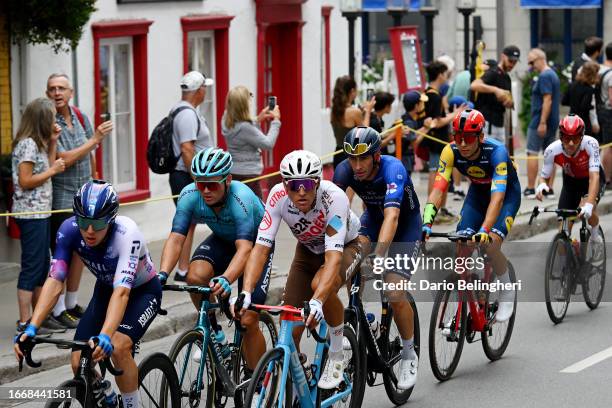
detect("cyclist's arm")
[100,286,130,338]
[222,239,254,284]
[586,137,601,206]
[159,232,186,277]
[160,189,195,275]
[424,144,454,220]
[586,170,600,206]
[311,250,343,304]
[483,151,509,232]
[29,278,64,329]
[374,207,400,257]
[242,243,272,293]
[481,191,505,232]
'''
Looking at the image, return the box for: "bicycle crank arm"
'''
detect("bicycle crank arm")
[234,378,250,395]
[215,366,236,396]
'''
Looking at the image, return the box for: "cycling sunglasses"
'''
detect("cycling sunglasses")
[344,142,371,156]
[284,178,318,192]
[453,132,480,145]
[195,176,228,192]
[559,132,582,144]
[76,216,109,231]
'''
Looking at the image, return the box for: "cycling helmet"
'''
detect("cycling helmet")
[191,148,233,178]
[343,126,381,156]
[279,150,322,179]
[452,109,485,134]
[73,180,119,223]
[559,114,585,137]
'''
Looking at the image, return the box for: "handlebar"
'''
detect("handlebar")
[163,284,211,294]
[428,231,485,243]
[248,303,328,344]
[529,206,581,225]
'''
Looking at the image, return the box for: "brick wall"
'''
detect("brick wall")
[0,13,12,155]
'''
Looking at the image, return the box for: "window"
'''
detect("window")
[187,31,217,144]
[99,37,136,192]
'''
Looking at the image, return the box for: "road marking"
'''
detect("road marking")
[561,346,612,373]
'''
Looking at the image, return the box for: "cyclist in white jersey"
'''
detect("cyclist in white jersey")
[236,150,362,390]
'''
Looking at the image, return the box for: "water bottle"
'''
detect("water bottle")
[101,380,118,408]
[215,329,231,359]
[366,313,379,338]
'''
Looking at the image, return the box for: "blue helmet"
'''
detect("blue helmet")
[191,148,233,178]
[73,180,119,223]
[343,126,381,156]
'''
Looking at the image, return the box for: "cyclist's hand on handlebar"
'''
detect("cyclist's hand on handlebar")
[230,291,251,318]
[579,202,593,220]
[90,334,113,362]
[535,182,549,201]
[210,276,232,298]
[157,271,168,286]
[14,323,37,361]
[422,224,432,241]
[472,227,491,243]
[303,298,324,329]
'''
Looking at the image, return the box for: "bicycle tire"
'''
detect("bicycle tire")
[244,348,291,408]
[545,234,572,324]
[232,311,278,408]
[428,284,466,381]
[583,226,606,310]
[482,262,517,361]
[168,329,215,408]
[139,352,181,408]
[381,294,420,405]
[44,379,87,408]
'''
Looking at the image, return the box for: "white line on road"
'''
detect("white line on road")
[560,345,612,373]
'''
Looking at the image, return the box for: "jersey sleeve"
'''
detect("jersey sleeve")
[49,218,77,282]
[490,146,509,194]
[585,137,601,172]
[541,144,556,179]
[112,225,144,289]
[433,144,455,191]
[331,160,352,191]
[231,188,260,241]
[255,184,284,248]
[324,189,351,252]
[383,159,408,209]
[171,185,197,236]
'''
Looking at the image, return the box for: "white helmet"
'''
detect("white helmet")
[280,150,322,179]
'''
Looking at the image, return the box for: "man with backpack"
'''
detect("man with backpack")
[168,71,214,281]
[45,73,113,329]
[597,42,612,189]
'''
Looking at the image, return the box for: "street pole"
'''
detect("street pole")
[387,9,405,27]
[458,8,475,70]
[342,11,361,78]
[420,8,438,62]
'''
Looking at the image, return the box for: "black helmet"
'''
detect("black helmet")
[343,126,381,156]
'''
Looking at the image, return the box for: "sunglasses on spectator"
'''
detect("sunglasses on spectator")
[195,176,229,192]
[453,132,480,145]
[76,216,109,232]
[344,142,372,156]
[559,132,582,144]
[284,178,318,192]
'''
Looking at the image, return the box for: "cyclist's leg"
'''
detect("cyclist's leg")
[188,234,233,309]
[237,246,275,370]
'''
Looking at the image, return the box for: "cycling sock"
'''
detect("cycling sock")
[591,224,600,237]
[53,294,66,317]
[176,268,187,277]
[121,390,139,408]
[65,291,78,310]
[328,324,344,356]
[401,338,416,360]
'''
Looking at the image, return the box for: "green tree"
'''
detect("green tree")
[4,0,97,52]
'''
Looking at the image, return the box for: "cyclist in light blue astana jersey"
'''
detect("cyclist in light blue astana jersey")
[158,148,273,372]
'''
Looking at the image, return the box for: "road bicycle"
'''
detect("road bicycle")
[427,231,517,381]
[17,335,180,408]
[344,267,420,405]
[243,301,363,408]
[162,284,277,408]
[529,206,607,324]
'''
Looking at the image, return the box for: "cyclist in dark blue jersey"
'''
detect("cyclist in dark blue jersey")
[158,148,273,372]
[422,109,520,322]
[15,180,160,408]
[333,126,421,390]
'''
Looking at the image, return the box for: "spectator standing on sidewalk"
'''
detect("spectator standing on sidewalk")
[470,45,520,143]
[564,61,601,138]
[222,85,281,198]
[597,42,612,189]
[571,36,603,82]
[524,49,560,199]
[370,91,396,154]
[401,90,433,176]
[169,71,214,282]
[12,97,66,334]
[46,73,112,329]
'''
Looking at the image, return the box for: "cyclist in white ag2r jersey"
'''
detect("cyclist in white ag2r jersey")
[235,150,363,390]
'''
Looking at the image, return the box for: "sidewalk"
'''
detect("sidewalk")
[2,149,611,383]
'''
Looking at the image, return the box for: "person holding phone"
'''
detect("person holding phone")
[222,86,281,198]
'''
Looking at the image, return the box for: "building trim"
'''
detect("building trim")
[322,6,333,107]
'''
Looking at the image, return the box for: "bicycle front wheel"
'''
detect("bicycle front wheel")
[381,294,420,405]
[168,329,215,408]
[244,348,290,408]
[139,352,182,408]
[44,380,87,408]
[429,284,466,381]
[545,234,572,324]
[583,226,606,310]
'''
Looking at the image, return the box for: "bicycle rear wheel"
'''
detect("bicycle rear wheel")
[482,262,517,361]
[583,226,606,310]
[44,380,87,408]
[139,352,182,408]
[168,329,215,408]
[381,294,420,405]
[232,311,278,407]
[428,284,466,381]
[244,348,290,408]
[545,234,572,324]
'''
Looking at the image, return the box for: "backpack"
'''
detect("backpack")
[595,68,612,109]
[147,106,200,174]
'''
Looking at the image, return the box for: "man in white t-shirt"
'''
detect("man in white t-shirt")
[168,71,214,281]
[597,42,612,189]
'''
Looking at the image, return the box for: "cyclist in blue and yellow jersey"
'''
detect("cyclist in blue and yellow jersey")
[158,147,273,372]
[15,180,161,408]
[333,126,421,390]
[422,109,520,322]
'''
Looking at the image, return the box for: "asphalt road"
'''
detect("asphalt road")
[4,214,612,408]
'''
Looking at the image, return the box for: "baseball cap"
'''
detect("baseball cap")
[180,71,214,91]
[402,91,428,111]
[502,45,520,61]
